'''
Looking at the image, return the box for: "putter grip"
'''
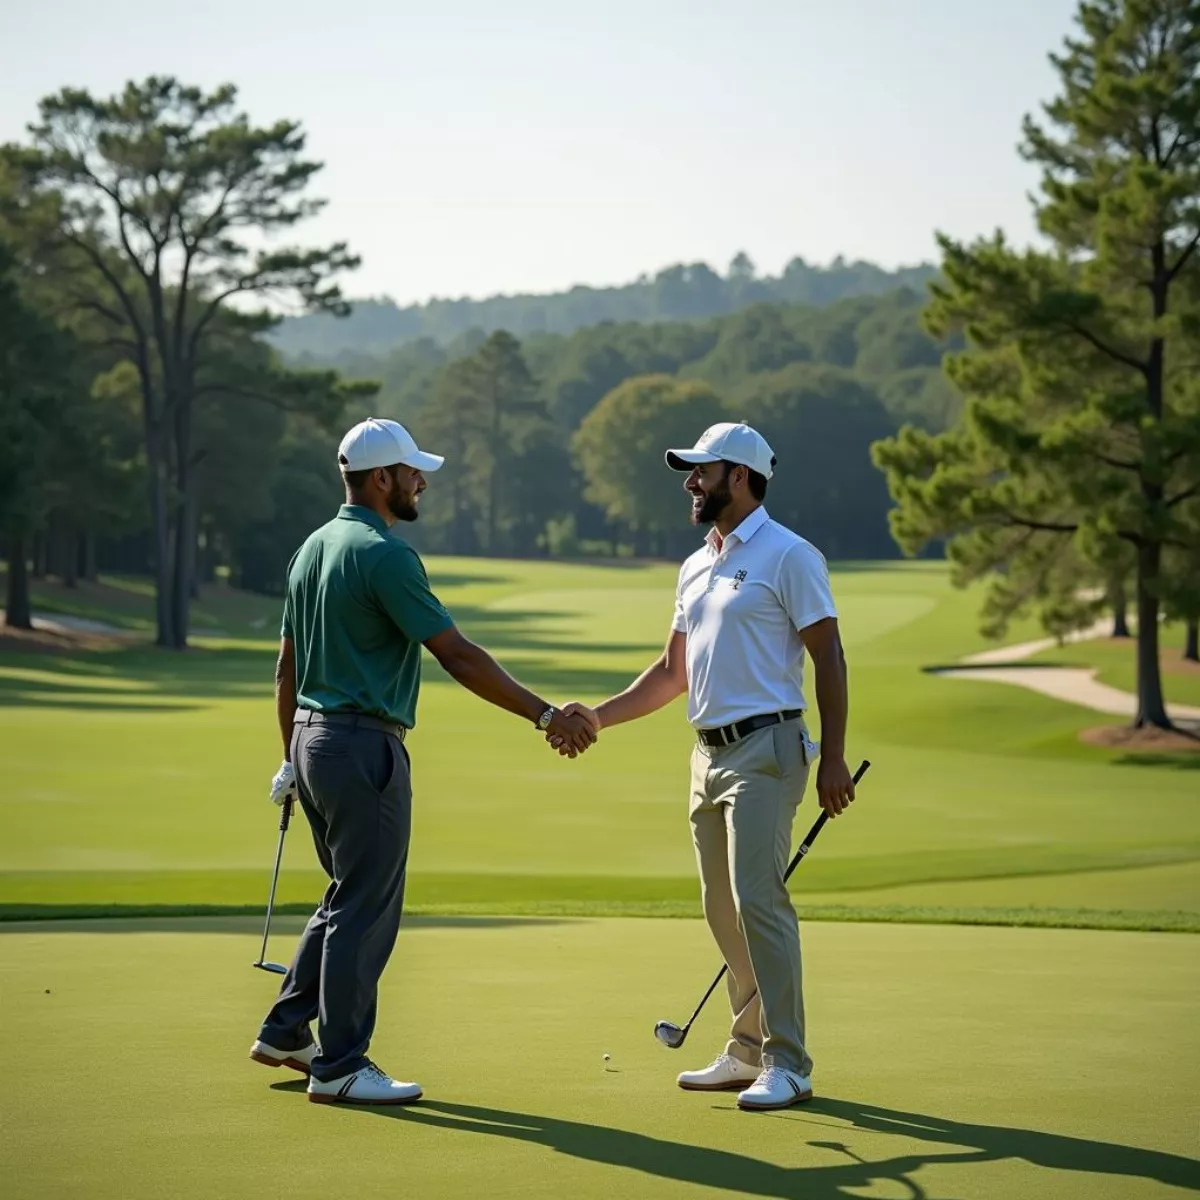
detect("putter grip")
[783,759,870,883]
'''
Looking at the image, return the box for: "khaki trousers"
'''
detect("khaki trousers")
[688,718,813,1075]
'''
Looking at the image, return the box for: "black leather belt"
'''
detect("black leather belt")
[698,709,803,749]
[293,708,407,741]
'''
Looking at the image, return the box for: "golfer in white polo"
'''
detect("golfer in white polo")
[561,422,854,1111]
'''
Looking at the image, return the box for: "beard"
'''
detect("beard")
[387,477,420,522]
[692,474,732,525]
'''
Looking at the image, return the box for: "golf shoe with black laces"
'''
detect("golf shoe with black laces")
[676,1053,761,1091]
[249,1038,318,1075]
[736,1064,813,1110]
[307,1061,422,1106]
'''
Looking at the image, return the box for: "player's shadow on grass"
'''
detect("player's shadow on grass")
[318,1094,1200,1198]
[0,602,656,710]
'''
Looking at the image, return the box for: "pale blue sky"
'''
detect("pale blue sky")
[2,0,1079,305]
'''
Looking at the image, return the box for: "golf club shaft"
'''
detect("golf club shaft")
[256,796,293,966]
[680,759,870,1034]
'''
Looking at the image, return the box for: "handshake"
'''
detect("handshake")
[543,702,601,759]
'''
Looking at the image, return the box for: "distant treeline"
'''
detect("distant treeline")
[73,286,957,596]
[308,286,962,581]
[272,253,939,361]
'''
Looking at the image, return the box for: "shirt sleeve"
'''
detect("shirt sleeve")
[280,549,300,639]
[371,544,455,643]
[671,563,688,633]
[777,542,838,631]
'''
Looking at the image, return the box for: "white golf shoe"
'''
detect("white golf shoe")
[676,1053,761,1091]
[307,1061,423,1106]
[737,1065,813,1110]
[249,1038,318,1075]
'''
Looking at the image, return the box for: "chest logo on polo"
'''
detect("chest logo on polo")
[731,569,748,590]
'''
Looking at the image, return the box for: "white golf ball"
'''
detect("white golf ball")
[603,1053,611,1062]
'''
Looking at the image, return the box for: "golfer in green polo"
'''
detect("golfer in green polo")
[250,418,596,1106]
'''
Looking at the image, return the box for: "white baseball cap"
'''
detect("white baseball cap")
[665,422,776,479]
[337,418,444,474]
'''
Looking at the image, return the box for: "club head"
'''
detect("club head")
[654,1020,688,1049]
[253,961,288,976]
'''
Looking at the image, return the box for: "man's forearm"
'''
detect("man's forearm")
[276,675,297,760]
[595,661,686,728]
[812,647,848,757]
[439,639,546,724]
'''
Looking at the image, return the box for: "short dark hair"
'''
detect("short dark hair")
[340,455,400,492]
[721,460,770,501]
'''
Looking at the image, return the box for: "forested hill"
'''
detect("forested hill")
[272,253,938,361]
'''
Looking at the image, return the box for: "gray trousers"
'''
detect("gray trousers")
[258,718,411,1082]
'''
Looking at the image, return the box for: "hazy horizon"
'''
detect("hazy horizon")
[2,0,1080,307]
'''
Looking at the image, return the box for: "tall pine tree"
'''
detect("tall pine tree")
[874,0,1200,728]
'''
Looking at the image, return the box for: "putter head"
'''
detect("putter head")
[253,961,288,976]
[654,1020,688,1049]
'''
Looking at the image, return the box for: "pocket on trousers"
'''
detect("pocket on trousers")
[770,722,805,779]
[380,734,414,799]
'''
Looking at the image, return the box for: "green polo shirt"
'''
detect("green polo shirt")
[281,505,453,728]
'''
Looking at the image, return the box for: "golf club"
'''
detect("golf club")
[252,795,293,976]
[653,758,871,1049]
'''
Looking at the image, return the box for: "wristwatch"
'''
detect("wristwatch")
[536,705,557,731]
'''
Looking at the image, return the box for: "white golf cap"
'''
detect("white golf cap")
[337,417,444,474]
[665,422,776,479]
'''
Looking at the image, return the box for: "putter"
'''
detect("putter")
[653,758,871,1049]
[253,795,293,976]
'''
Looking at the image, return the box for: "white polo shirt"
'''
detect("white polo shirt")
[672,506,837,730]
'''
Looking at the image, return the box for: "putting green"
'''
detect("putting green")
[2,560,1199,928]
[1,917,1196,1199]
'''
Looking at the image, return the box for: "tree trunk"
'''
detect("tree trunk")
[1108,573,1130,638]
[1186,618,1199,664]
[1133,542,1171,729]
[170,480,197,650]
[63,525,78,589]
[5,532,33,629]
[31,532,47,579]
[149,454,173,648]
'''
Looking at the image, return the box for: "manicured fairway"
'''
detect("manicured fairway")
[2,560,1198,929]
[1,917,1196,1200]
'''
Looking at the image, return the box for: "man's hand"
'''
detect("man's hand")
[815,753,855,818]
[270,760,299,807]
[546,706,599,758]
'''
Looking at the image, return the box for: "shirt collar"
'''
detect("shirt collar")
[705,506,769,552]
[338,504,390,536]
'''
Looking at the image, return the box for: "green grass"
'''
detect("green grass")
[1,917,1196,1199]
[1025,629,1200,708]
[4,567,1199,1197]
[2,559,1199,928]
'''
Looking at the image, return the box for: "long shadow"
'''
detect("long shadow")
[291,1095,1199,1198]
[1114,752,1200,770]
[0,913,574,934]
[424,571,515,588]
[0,598,658,711]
